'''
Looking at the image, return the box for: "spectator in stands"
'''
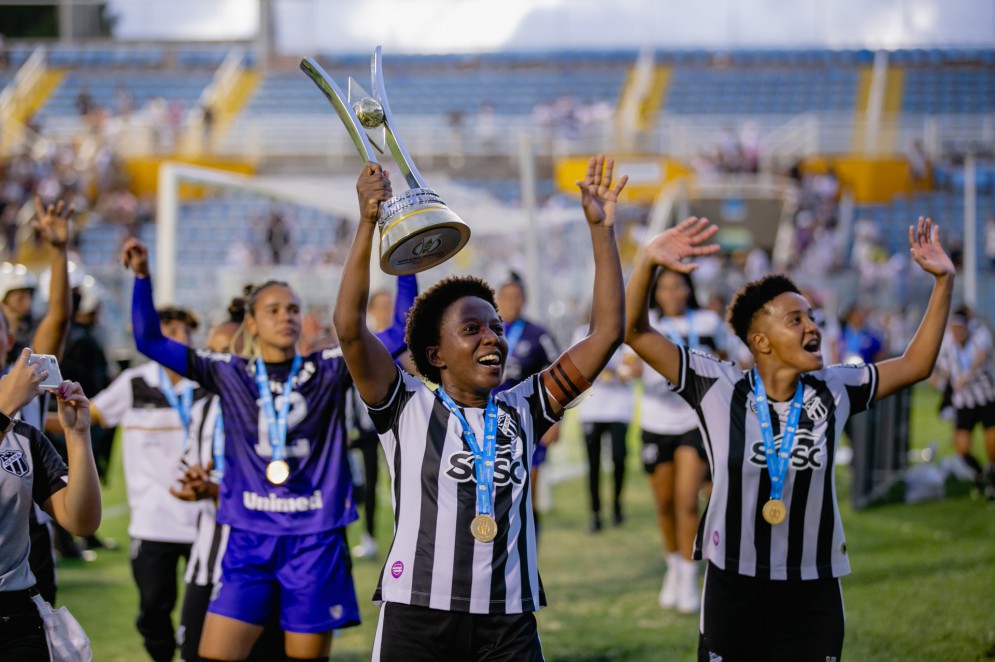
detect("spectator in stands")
[985,217,995,271]
[75,87,94,117]
[264,210,294,265]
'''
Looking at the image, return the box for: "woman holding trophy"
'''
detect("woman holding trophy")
[333,155,627,660]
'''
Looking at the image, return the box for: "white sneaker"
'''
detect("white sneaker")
[658,553,680,608]
[352,532,378,559]
[675,558,701,614]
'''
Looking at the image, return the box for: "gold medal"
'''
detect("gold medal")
[470,514,498,543]
[266,460,290,485]
[762,498,786,525]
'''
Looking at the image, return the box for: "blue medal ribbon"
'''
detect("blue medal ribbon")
[159,366,193,451]
[664,309,699,350]
[255,355,302,466]
[504,319,526,359]
[435,388,499,518]
[752,369,805,501]
[212,408,225,480]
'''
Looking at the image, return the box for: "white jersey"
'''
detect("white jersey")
[571,327,634,423]
[368,369,560,614]
[92,361,204,544]
[641,309,725,435]
[672,347,878,580]
[181,395,229,587]
[937,329,995,410]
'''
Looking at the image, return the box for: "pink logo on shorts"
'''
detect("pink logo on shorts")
[391,561,404,578]
[712,531,720,546]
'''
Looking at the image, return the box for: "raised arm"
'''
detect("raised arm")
[120,238,189,375]
[374,274,418,359]
[875,217,955,400]
[333,163,398,406]
[46,381,101,536]
[30,197,73,358]
[540,155,626,416]
[624,217,720,384]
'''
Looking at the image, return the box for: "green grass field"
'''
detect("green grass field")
[57,385,995,661]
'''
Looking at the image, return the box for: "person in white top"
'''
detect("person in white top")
[91,306,205,662]
[640,266,725,614]
[571,323,636,532]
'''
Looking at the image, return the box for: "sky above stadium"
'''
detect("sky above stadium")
[108,0,994,51]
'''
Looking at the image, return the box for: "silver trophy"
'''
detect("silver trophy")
[300,47,471,275]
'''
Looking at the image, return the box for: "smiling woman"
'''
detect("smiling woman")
[333,155,626,660]
[624,216,956,660]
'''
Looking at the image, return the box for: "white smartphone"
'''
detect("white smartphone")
[28,354,64,392]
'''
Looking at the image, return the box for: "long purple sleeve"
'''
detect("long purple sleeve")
[131,276,189,375]
[374,274,417,359]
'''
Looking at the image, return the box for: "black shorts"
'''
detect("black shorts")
[698,562,845,662]
[373,602,543,662]
[641,428,707,473]
[954,401,995,431]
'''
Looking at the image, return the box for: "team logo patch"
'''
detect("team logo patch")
[803,397,828,423]
[497,410,518,440]
[0,450,28,477]
[712,531,720,546]
[747,396,759,415]
[749,430,826,471]
[329,605,344,620]
[391,561,404,578]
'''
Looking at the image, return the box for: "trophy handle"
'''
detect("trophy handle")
[372,46,427,191]
[300,57,379,163]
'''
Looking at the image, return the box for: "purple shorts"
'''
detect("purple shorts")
[208,528,360,634]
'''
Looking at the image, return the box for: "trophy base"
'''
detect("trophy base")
[378,189,471,275]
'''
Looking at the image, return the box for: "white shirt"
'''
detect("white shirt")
[92,361,202,544]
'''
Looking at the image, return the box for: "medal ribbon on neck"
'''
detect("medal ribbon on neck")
[435,387,499,518]
[752,368,805,503]
[504,319,526,359]
[255,355,302,467]
[212,406,225,480]
[664,309,699,350]
[159,366,193,451]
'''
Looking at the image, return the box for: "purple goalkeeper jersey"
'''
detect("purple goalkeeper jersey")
[186,346,357,535]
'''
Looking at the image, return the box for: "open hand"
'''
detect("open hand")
[576,154,628,229]
[119,237,150,277]
[357,162,392,225]
[55,380,91,432]
[644,216,720,274]
[909,217,955,278]
[33,196,73,249]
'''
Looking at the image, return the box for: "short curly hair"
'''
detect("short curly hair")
[405,276,498,384]
[726,274,801,344]
[158,306,200,331]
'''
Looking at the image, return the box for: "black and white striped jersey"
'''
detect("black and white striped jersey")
[672,346,878,580]
[181,395,229,587]
[368,368,560,614]
[936,329,995,410]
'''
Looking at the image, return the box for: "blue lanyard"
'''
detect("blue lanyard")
[752,369,805,501]
[665,309,699,350]
[255,355,302,464]
[212,406,225,479]
[504,319,526,359]
[159,366,193,448]
[435,388,499,517]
